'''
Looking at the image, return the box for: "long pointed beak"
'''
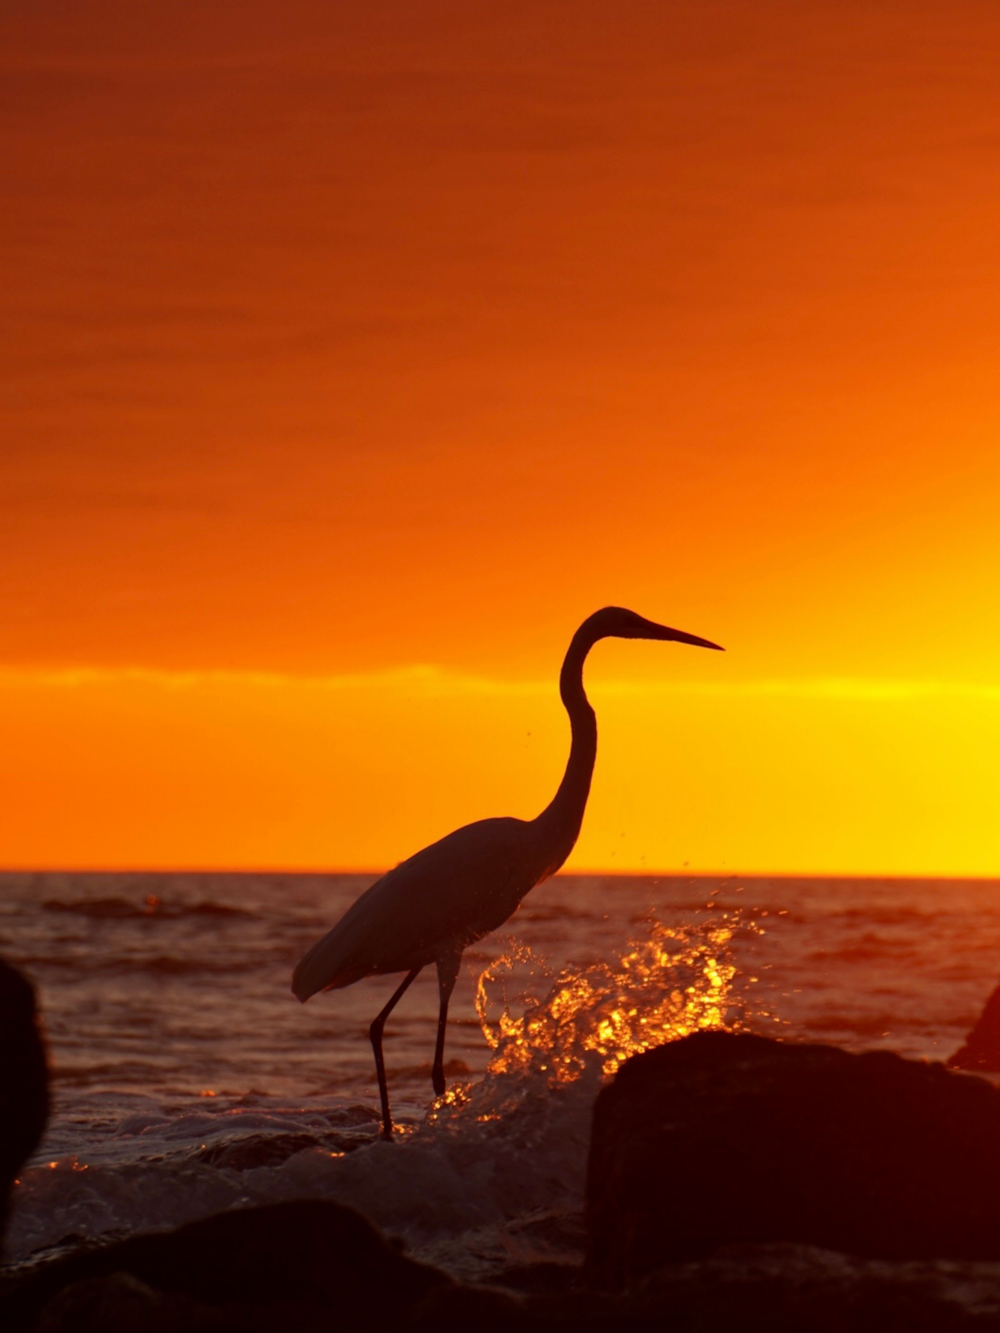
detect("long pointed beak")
[667,629,724,651]
[646,622,725,651]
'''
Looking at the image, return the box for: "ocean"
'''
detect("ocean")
[2,871,999,1279]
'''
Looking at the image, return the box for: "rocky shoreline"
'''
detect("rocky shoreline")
[11,1203,1000,1331]
[8,963,1000,1330]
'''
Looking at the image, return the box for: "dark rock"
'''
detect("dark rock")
[586,1030,1000,1287]
[490,1260,581,1298]
[196,1129,367,1169]
[36,1272,199,1333]
[0,1199,452,1332]
[0,958,49,1247]
[14,1196,1000,1333]
[408,1281,526,1333]
[950,982,1000,1072]
[627,1243,1000,1333]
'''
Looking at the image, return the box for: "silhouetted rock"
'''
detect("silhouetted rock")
[586,1030,1000,1288]
[0,1199,454,1332]
[949,982,1000,1072]
[35,1272,198,1333]
[10,1193,1000,1332]
[624,1243,1000,1333]
[196,1129,367,1169]
[0,958,49,1246]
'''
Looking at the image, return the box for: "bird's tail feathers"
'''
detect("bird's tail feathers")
[291,937,368,1002]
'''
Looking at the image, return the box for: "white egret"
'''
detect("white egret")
[292,607,722,1138]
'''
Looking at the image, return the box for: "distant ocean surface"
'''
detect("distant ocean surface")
[3,871,1000,1278]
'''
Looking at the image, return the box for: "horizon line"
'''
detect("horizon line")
[1,864,997,884]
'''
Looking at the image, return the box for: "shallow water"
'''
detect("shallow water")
[2,871,999,1276]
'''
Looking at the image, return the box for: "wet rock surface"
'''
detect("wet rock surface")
[13,1227,1000,1331]
[0,960,48,1249]
[8,1190,1000,1331]
[0,1199,456,1332]
[625,1243,1000,1332]
[586,1030,1000,1286]
[950,981,1000,1072]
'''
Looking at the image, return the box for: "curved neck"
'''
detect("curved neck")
[533,624,600,867]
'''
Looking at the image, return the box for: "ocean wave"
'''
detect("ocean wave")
[800,1012,909,1038]
[832,907,938,927]
[4,1072,594,1280]
[517,903,599,923]
[22,953,260,979]
[806,939,922,965]
[99,954,258,977]
[52,1061,176,1088]
[42,897,252,920]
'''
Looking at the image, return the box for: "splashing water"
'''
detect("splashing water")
[429,913,760,1128]
[478,916,750,1079]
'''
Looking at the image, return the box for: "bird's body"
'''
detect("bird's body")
[293,607,722,1138]
[293,816,561,997]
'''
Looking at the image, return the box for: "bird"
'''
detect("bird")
[292,607,723,1139]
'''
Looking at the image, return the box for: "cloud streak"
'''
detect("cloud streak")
[1,664,997,703]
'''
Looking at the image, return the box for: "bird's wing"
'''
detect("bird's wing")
[292,816,542,999]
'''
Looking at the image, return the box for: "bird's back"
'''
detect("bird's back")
[292,815,554,1001]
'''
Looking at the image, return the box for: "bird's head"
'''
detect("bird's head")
[581,606,724,651]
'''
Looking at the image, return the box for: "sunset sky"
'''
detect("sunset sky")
[2,0,999,875]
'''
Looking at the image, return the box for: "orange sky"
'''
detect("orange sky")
[2,0,999,875]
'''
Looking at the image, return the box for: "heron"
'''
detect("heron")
[292,607,723,1139]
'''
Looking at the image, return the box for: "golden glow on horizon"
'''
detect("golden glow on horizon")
[0,664,997,877]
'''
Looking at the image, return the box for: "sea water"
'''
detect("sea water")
[2,871,999,1278]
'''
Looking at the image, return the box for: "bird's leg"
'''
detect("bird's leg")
[432,951,462,1097]
[370,967,421,1141]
